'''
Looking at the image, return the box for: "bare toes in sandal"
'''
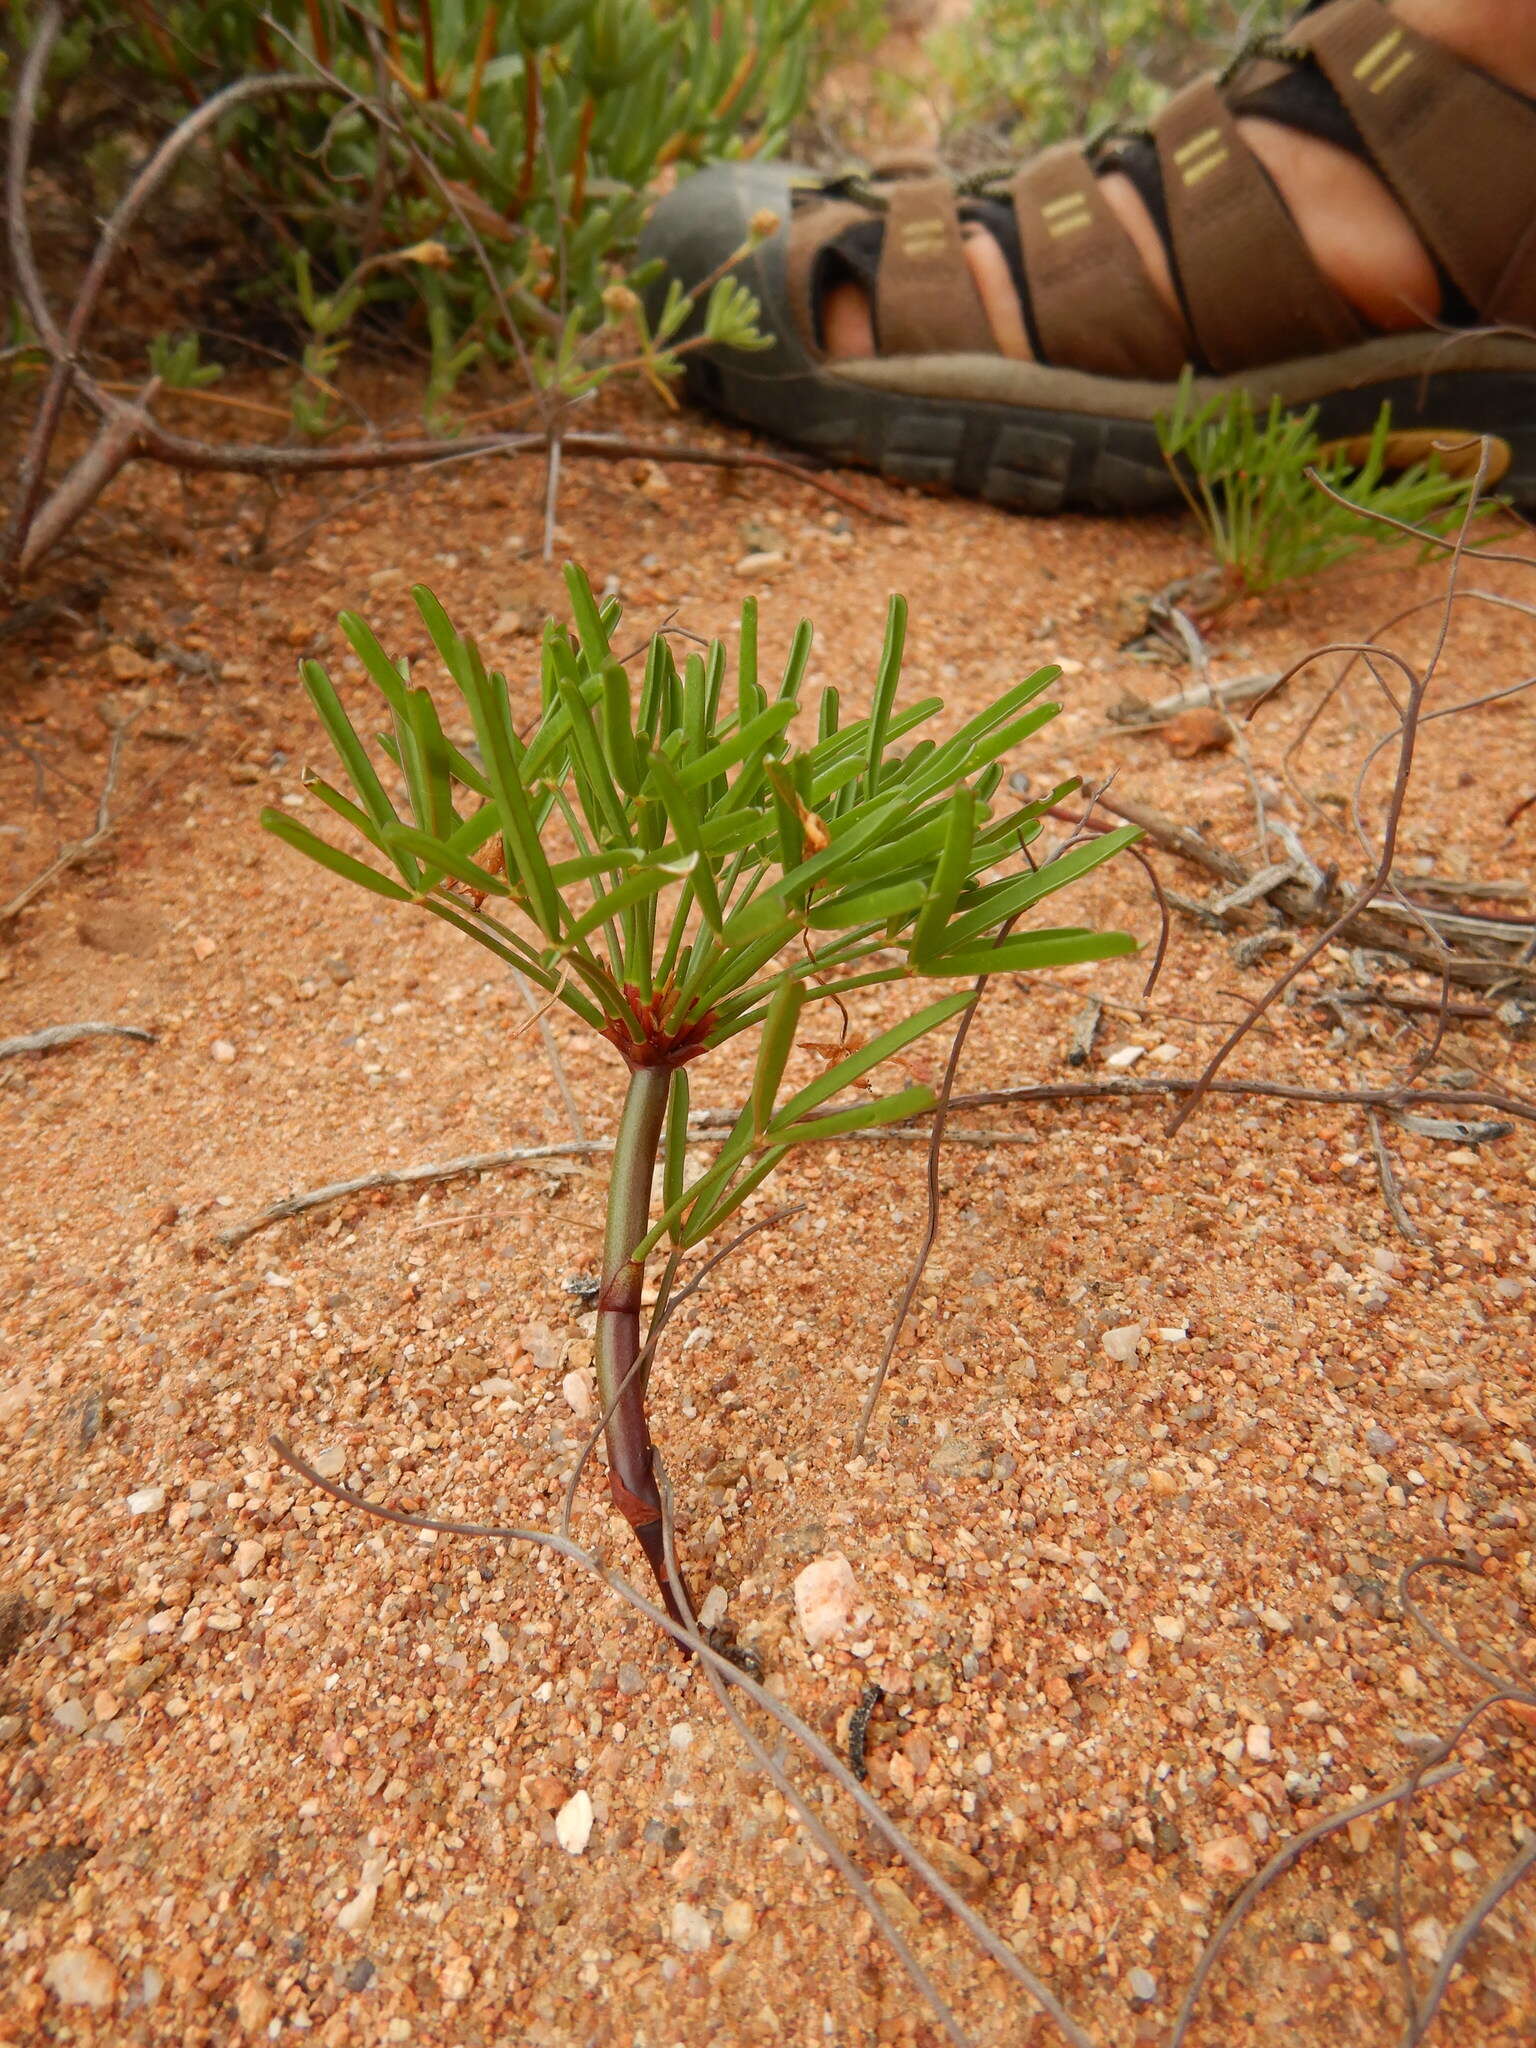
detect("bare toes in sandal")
[640,0,1536,512]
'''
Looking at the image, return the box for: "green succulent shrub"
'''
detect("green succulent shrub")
[1156,375,1493,605]
[266,569,1138,1614]
[6,0,823,419]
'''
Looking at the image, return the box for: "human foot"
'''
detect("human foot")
[637,0,1536,512]
[822,0,1536,363]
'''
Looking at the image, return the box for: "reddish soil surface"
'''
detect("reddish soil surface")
[1,376,1534,2047]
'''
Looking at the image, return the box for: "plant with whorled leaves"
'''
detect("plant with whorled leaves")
[265,569,1138,1624]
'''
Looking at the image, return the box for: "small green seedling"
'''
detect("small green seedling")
[266,570,1138,1620]
[1157,373,1490,606]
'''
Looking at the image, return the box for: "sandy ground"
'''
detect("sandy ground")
[1,378,1534,2048]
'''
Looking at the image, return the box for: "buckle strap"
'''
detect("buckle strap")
[1295,0,1536,325]
[874,179,997,357]
[1154,76,1364,370]
[1010,144,1187,379]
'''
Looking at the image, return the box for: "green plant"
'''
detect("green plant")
[36,0,827,415]
[266,568,1138,1617]
[930,0,1284,148]
[1156,375,1492,604]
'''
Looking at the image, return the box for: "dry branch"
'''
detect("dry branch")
[0,1020,155,1058]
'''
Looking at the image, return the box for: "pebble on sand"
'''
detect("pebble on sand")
[1102,1324,1143,1363]
[670,1901,713,1952]
[1197,1833,1256,1879]
[44,1945,118,2009]
[555,1788,594,1855]
[793,1553,859,1649]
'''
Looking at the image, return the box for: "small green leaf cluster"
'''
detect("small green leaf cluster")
[269,568,1137,1251]
[146,331,224,392]
[1157,374,1494,601]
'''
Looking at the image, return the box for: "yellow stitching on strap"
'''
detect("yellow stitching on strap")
[1173,125,1223,166]
[1041,194,1085,221]
[1352,26,1401,78]
[1044,197,1092,239]
[898,219,945,258]
[1371,49,1415,92]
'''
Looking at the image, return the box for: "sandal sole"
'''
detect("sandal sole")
[683,345,1536,513]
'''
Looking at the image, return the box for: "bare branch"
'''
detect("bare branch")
[0,1021,155,1059]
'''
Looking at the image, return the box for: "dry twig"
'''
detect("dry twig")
[0,1020,155,1058]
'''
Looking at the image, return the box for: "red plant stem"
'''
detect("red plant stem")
[569,97,595,221]
[595,1064,687,1621]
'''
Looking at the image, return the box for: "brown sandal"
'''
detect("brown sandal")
[639,0,1536,510]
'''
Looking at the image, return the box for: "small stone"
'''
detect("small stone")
[1105,1044,1147,1069]
[491,610,525,637]
[793,1553,858,1649]
[235,1979,274,2034]
[617,1661,646,1697]
[734,550,785,578]
[1102,1323,1143,1363]
[439,1956,474,2002]
[311,1447,346,1480]
[721,1898,756,1943]
[106,643,156,681]
[523,1773,569,1811]
[555,1789,594,1855]
[1152,1614,1186,1643]
[125,1485,166,1516]
[670,1901,713,1953]
[1245,1723,1272,1761]
[1365,1426,1397,1457]
[210,1038,237,1064]
[697,1586,728,1631]
[1147,1468,1180,1497]
[561,1368,595,1419]
[52,1698,90,1735]
[912,1656,954,1706]
[1198,1833,1255,1879]
[923,1838,992,1901]
[44,1945,118,2009]
[1125,1967,1159,2009]
[484,1621,510,1668]
[1164,706,1232,758]
[232,1539,265,1578]
[336,1886,377,1934]
[92,1690,118,1724]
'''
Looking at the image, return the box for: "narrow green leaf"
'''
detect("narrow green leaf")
[262,809,415,901]
[935,826,1141,957]
[298,659,404,844]
[777,617,813,704]
[775,1082,936,1145]
[773,990,972,1126]
[600,661,643,796]
[864,592,907,794]
[560,864,673,947]
[663,1068,690,1215]
[738,595,758,714]
[925,929,1139,976]
[908,786,977,964]
[751,976,804,1137]
[676,700,796,793]
[459,640,562,938]
[805,875,927,929]
[562,561,612,667]
[646,749,723,933]
[383,822,512,897]
[681,1145,788,1248]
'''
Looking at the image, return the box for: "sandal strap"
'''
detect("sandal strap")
[875,178,997,356]
[786,193,878,355]
[1009,144,1187,379]
[1294,0,1536,326]
[1153,76,1365,371]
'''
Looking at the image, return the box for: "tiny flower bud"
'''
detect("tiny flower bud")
[747,207,781,243]
[602,284,640,320]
